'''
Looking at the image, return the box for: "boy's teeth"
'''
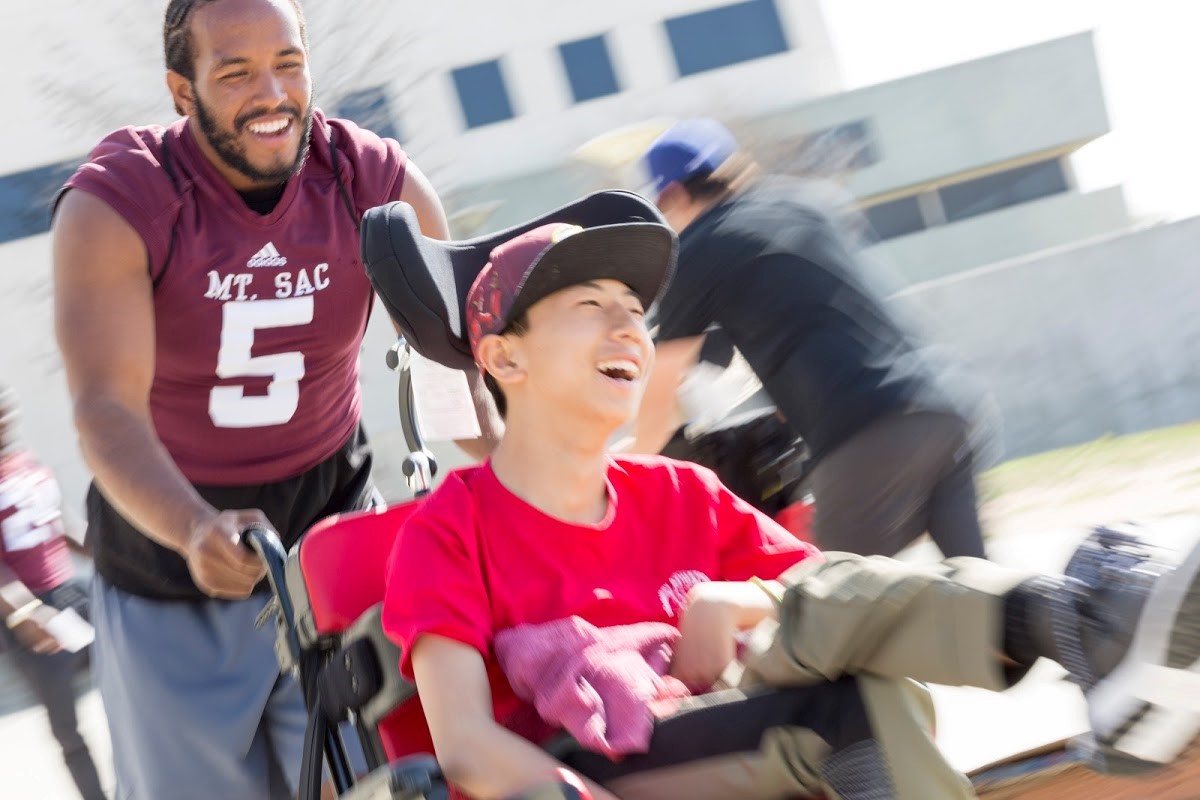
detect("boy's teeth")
[597,359,640,378]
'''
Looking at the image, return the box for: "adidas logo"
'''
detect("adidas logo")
[247,242,288,268]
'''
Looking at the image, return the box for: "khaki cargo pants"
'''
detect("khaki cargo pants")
[565,553,1036,800]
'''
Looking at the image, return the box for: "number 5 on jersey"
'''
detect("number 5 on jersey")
[209,297,313,428]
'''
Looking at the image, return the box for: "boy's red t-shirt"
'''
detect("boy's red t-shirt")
[379,454,820,760]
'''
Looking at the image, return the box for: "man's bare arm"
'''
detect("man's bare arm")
[51,190,265,598]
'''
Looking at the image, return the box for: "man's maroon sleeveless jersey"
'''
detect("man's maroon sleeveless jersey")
[63,111,407,485]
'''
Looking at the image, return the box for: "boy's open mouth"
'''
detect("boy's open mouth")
[597,359,640,382]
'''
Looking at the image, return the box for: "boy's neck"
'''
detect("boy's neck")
[489,414,615,525]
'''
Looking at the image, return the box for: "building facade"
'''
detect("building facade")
[0,1,1131,507]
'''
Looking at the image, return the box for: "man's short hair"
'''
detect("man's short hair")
[164,0,309,81]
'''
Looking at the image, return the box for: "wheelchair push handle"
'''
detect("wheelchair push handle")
[240,522,286,566]
[239,524,299,644]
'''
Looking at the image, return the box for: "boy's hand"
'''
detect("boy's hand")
[669,583,741,691]
[669,581,780,691]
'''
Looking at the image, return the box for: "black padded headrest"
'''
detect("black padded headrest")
[360,190,668,371]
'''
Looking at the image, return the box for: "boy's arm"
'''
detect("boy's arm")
[669,580,778,690]
[412,635,617,800]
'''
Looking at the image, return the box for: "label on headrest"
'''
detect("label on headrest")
[410,352,483,442]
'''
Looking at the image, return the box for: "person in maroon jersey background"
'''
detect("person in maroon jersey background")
[47,0,476,796]
[0,387,107,800]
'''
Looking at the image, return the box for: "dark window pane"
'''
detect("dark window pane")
[0,158,82,244]
[781,119,878,175]
[939,159,1068,223]
[451,60,515,129]
[665,0,789,77]
[862,196,925,241]
[559,35,620,103]
[335,86,401,142]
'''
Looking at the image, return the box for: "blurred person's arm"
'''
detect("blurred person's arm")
[627,335,705,454]
[391,162,502,462]
[456,370,503,460]
[412,635,617,800]
[51,191,265,599]
[0,559,63,654]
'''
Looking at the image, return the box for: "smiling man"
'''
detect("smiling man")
[48,0,451,796]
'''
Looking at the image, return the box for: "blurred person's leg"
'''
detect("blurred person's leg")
[740,529,1200,772]
[808,411,985,559]
[739,552,1026,690]
[926,446,985,560]
[8,631,106,799]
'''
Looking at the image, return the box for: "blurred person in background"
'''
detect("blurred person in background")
[631,117,995,560]
[653,330,812,533]
[0,387,107,800]
[48,0,458,796]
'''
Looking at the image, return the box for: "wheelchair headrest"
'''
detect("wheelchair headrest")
[360,190,669,371]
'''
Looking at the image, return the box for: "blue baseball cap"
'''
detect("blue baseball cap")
[643,118,739,198]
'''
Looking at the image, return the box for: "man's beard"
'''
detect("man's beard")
[194,91,314,186]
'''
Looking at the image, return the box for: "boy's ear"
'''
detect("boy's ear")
[477,335,525,386]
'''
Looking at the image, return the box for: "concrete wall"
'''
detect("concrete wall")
[749,31,1112,200]
[900,216,1200,459]
[871,184,1130,283]
[447,31,1130,278]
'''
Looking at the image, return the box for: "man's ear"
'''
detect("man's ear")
[477,335,524,387]
[166,71,195,118]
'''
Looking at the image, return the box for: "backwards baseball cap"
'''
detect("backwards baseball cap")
[465,221,676,361]
[643,117,739,198]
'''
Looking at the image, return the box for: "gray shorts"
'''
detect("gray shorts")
[91,575,306,799]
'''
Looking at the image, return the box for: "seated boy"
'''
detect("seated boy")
[381,219,1200,800]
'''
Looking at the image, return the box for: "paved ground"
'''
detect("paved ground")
[3,516,1197,798]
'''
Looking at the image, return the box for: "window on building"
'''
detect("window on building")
[335,86,401,141]
[0,158,82,245]
[862,196,926,242]
[939,159,1069,223]
[665,0,790,77]
[559,35,620,103]
[451,59,515,129]
[781,120,878,175]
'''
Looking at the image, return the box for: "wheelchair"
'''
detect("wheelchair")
[244,191,670,800]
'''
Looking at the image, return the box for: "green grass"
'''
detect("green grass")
[978,420,1200,505]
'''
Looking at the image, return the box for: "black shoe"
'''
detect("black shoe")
[1048,523,1200,771]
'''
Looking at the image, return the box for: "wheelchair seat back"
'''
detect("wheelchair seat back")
[296,502,424,638]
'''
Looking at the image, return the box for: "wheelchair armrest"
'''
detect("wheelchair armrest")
[334,604,418,729]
